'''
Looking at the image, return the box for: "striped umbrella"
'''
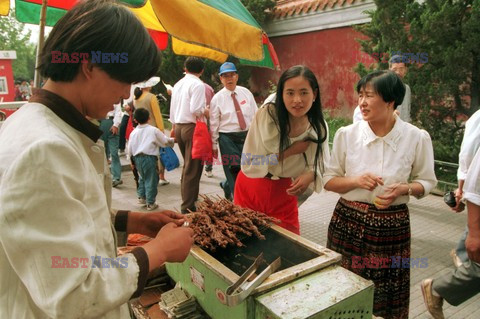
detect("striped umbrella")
[0,0,279,69]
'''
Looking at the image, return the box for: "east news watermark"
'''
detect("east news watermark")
[201,153,279,166]
[352,51,429,64]
[51,51,128,63]
[352,256,429,269]
[51,256,128,268]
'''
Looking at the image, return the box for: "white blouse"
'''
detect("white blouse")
[241,105,330,192]
[457,110,480,180]
[324,117,437,205]
[463,148,480,206]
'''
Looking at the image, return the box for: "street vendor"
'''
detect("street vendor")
[0,1,193,318]
[234,65,330,234]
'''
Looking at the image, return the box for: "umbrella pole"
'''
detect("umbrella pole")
[33,0,47,89]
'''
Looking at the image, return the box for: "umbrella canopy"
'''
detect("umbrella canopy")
[0,0,279,69]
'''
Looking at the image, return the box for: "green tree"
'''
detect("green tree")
[355,0,480,163]
[0,10,36,81]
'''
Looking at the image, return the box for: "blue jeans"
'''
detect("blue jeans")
[99,119,121,181]
[134,155,159,205]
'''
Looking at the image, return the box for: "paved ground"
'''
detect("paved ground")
[113,145,480,319]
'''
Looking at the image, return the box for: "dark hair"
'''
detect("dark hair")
[38,0,160,83]
[133,108,149,124]
[184,57,204,74]
[134,87,143,100]
[356,70,406,109]
[270,65,328,185]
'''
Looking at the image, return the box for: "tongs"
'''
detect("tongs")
[223,253,281,306]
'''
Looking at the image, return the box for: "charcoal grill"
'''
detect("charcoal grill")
[166,225,374,319]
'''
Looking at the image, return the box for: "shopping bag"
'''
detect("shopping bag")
[191,119,213,162]
[159,147,180,171]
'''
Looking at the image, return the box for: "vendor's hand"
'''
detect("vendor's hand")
[143,223,194,271]
[355,173,383,191]
[127,210,186,238]
[213,149,219,159]
[452,188,465,213]
[110,125,119,135]
[286,172,313,196]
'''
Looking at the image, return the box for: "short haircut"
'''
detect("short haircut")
[133,108,150,124]
[356,70,406,109]
[184,57,204,74]
[38,0,160,83]
[389,54,406,68]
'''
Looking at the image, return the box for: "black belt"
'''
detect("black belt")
[108,116,114,120]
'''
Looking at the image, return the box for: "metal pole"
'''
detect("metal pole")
[33,0,47,89]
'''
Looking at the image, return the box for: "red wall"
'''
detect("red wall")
[250,27,375,117]
[0,59,15,102]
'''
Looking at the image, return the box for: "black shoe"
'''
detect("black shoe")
[220,181,232,201]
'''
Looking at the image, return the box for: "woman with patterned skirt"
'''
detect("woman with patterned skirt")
[324,70,437,319]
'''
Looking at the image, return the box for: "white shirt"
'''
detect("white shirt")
[0,103,137,318]
[324,117,437,204]
[106,103,122,127]
[396,84,411,123]
[463,148,480,206]
[241,105,330,192]
[127,124,174,157]
[457,109,480,180]
[169,73,206,124]
[209,86,258,149]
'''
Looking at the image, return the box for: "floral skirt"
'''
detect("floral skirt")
[327,198,410,319]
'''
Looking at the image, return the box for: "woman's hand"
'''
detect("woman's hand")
[286,172,314,196]
[355,173,383,191]
[373,182,406,209]
[279,140,311,160]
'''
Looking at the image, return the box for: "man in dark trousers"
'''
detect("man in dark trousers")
[170,57,206,213]
[209,62,257,200]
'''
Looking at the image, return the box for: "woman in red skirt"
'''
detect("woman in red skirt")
[234,65,330,235]
[324,70,437,318]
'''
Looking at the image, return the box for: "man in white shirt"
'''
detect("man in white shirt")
[450,109,480,267]
[421,147,480,319]
[170,57,206,213]
[389,54,412,123]
[100,102,123,187]
[209,62,257,200]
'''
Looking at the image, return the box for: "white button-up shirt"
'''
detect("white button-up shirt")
[464,148,480,206]
[324,117,437,205]
[106,103,122,127]
[127,124,174,157]
[169,73,205,124]
[457,109,480,180]
[209,86,258,149]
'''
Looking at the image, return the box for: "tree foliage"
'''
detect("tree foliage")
[355,0,480,162]
[0,10,36,81]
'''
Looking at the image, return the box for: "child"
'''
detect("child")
[128,108,174,210]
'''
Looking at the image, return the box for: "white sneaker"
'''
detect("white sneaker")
[146,203,158,211]
[137,198,146,206]
[205,171,213,178]
[159,179,170,186]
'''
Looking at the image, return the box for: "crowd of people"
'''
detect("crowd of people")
[0,0,478,318]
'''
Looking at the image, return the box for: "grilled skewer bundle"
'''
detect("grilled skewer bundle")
[185,196,279,251]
